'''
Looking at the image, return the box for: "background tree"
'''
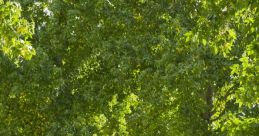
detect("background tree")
[0,0,258,135]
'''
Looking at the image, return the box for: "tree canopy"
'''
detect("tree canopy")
[0,0,258,135]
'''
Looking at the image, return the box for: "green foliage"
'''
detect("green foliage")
[0,0,258,135]
[0,0,35,64]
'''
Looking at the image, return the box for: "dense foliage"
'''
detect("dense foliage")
[0,0,258,135]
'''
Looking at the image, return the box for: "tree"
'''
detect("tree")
[0,0,258,135]
[0,0,35,63]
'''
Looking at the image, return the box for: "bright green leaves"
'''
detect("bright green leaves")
[109,93,139,135]
[0,1,35,63]
[230,64,240,76]
[0,0,258,135]
[184,31,194,43]
[88,93,139,135]
[232,54,258,107]
[138,0,146,4]
[202,39,207,46]
[217,113,259,136]
[228,29,236,40]
[90,114,107,131]
[220,28,237,57]
[178,1,258,135]
[74,53,101,80]
[108,94,118,112]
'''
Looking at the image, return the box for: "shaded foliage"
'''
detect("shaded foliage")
[0,0,258,135]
